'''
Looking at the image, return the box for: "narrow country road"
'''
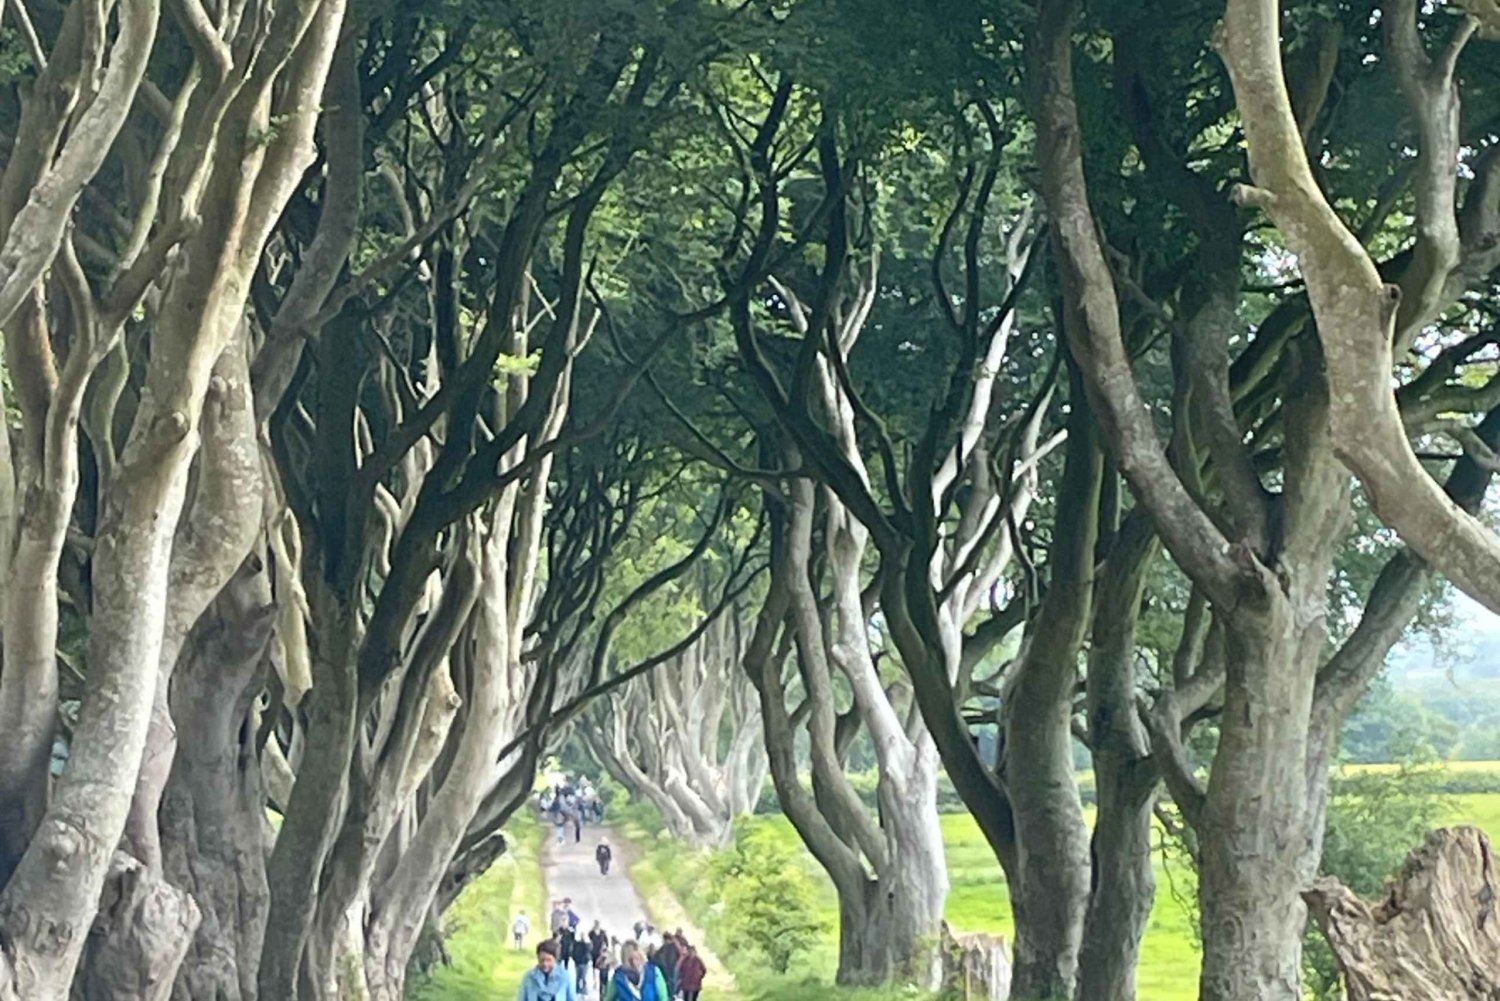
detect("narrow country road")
[542,824,649,945]
[540,821,736,999]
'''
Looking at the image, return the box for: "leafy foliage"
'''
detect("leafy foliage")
[707,818,825,974]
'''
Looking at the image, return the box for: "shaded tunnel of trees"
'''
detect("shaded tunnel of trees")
[0,0,1499,999]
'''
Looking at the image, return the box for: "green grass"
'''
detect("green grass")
[411,812,546,1001]
[626,790,1500,1001]
[431,782,1500,1001]
[1347,759,1500,777]
[1451,791,1500,832]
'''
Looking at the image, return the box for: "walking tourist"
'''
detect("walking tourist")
[518,940,576,1001]
[594,940,616,998]
[677,944,706,1001]
[589,920,609,962]
[604,941,668,1001]
[653,932,680,997]
[512,909,531,950]
[566,898,581,933]
[571,935,592,994]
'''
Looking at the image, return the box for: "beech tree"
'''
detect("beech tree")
[585,600,767,847]
[0,0,346,993]
[2,2,1496,1000]
[1027,0,1500,997]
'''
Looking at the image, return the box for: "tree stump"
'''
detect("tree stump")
[939,921,1012,1001]
[1306,825,1499,1001]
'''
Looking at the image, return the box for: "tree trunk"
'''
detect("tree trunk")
[1074,757,1155,1001]
[68,853,201,1001]
[159,559,276,1001]
[1305,826,1500,1001]
[127,332,264,869]
[1000,402,1098,1001]
[68,334,267,1001]
[1076,511,1158,1001]
[1196,604,1323,1001]
[257,608,358,1001]
[1001,679,1089,1000]
[0,389,207,1000]
[940,922,1012,1001]
[863,759,949,988]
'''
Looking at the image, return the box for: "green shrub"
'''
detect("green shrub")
[708,817,824,974]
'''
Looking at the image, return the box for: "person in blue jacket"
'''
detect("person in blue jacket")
[518,939,576,1001]
[604,941,668,1001]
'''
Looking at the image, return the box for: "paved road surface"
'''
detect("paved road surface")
[541,823,734,999]
[542,827,647,997]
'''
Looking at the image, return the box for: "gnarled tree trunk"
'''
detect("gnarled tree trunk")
[160,558,277,1001]
[1306,826,1500,1001]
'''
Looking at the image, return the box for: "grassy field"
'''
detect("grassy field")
[410,812,546,1001]
[623,784,1500,1001]
[422,772,1500,1001]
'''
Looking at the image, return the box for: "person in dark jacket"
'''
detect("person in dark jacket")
[653,934,680,998]
[571,936,591,994]
[596,839,613,876]
[557,920,576,973]
[588,921,610,962]
[677,944,706,1001]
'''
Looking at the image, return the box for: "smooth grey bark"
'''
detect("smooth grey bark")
[160,558,277,1001]
[126,330,265,871]
[0,0,159,330]
[256,600,357,1001]
[745,469,949,989]
[0,0,345,992]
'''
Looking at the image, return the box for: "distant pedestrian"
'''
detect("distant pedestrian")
[555,813,567,845]
[512,910,531,950]
[571,936,592,994]
[589,921,609,963]
[550,901,569,939]
[594,942,615,998]
[596,839,613,876]
[518,940,576,1001]
[632,920,646,941]
[678,945,707,1001]
[654,933,680,997]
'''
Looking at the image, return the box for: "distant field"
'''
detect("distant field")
[421,776,1500,1001]
[740,786,1500,1001]
[1346,759,1500,776]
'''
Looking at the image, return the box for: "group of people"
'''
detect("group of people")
[539,773,606,846]
[514,906,708,1001]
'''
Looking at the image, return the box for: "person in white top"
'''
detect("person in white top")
[512,910,530,950]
